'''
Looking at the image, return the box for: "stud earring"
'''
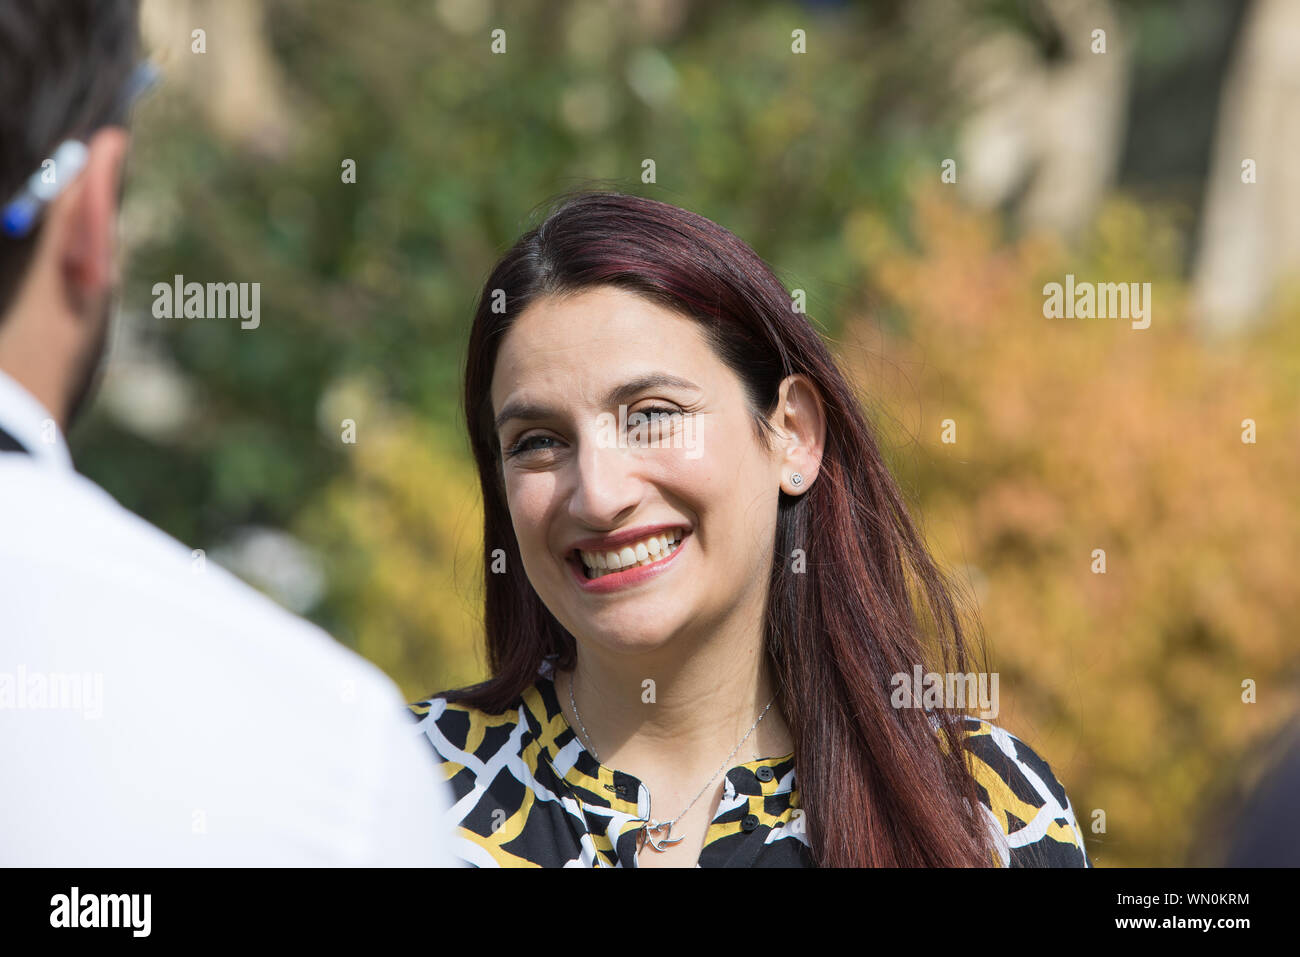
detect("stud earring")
[790,472,804,488]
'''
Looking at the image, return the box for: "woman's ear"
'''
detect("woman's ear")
[771,374,826,495]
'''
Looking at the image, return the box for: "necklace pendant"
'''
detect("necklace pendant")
[642,819,684,851]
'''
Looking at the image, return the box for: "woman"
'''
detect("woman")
[410,190,1090,868]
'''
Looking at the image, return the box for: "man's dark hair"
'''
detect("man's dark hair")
[0,0,140,320]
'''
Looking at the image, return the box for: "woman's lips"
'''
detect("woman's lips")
[568,531,689,593]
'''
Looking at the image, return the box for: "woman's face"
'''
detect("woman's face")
[490,285,786,659]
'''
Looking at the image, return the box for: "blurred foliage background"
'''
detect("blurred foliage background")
[73,0,1299,866]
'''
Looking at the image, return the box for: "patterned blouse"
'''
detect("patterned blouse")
[408,660,1091,868]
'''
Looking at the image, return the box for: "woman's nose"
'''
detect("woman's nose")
[566,434,642,527]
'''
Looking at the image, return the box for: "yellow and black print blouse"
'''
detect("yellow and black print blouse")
[408,660,1091,868]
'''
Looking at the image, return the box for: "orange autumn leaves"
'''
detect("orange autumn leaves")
[844,183,1300,866]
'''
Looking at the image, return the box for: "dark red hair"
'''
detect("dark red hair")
[454,189,996,867]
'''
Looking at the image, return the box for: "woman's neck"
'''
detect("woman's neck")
[555,629,794,786]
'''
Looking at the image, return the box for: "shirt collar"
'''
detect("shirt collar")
[0,367,73,469]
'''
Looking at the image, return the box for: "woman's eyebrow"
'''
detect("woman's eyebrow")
[603,372,701,407]
[494,372,701,432]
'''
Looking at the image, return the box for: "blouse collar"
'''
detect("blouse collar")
[523,656,796,817]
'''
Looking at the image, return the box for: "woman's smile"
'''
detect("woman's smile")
[566,526,691,593]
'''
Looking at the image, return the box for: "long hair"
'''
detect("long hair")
[455,189,996,867]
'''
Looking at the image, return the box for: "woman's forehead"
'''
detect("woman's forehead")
[491,287,715,403]
[506,286,688,342]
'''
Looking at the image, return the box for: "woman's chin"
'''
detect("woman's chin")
[567,618,687,658]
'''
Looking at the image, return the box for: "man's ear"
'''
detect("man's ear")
[57,127,130,306]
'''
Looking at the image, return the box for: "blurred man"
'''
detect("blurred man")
[0,0,452,865]
[1222,727,1300,867]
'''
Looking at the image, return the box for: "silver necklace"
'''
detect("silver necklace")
[568,671,775,852]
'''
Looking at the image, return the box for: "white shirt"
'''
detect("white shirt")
[0,369,454,866]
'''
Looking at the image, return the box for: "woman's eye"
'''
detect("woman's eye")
[505,434,559,458]
[628,405,683,445]
[639,405,680,419]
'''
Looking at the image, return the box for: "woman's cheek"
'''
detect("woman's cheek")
[674,426,752,494]
[506,476,558,551]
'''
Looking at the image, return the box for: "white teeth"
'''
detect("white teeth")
[577,529,685,579]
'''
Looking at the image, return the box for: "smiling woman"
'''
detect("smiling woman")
[408,189,1090,869]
